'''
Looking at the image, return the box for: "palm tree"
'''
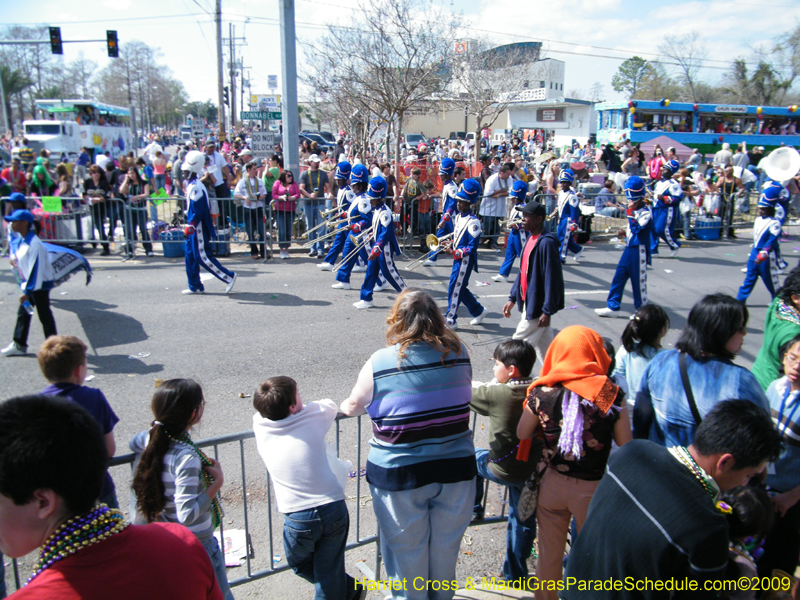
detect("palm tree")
[0,66,33,134]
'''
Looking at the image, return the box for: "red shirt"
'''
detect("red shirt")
[519,233,540,301]
[10,522,223,600]
[1,168,26,193]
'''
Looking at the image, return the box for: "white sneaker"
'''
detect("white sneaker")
[594,307,618,318]
[469,308,488,326]
[1,342,26,356]
[332,282,351,290]
[491,274,508,283]
[352,265,367,272]
[573,248,584,263]
[353,300,374,309]
[317,262,334,271]
[225,272,238,294]
[145,251,155,257]
[182,288,204,295]
[279,250,289,259]
[669,247,679,258]
[741,267,748,272]
[446,320,458,330]
[423,259,436,266]
[373,282,389,292]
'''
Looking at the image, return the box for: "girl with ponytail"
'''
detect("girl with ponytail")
[130,379,233,599]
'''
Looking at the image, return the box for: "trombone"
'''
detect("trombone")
[301,223,348,248]
[333,226,374,270]
[300,213,349,239]
[500,217,524,228]
[406,233,454,271]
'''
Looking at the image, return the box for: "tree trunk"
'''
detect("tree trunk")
[395,110,404,184]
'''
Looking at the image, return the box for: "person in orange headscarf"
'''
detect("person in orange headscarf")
[517,325,632,600]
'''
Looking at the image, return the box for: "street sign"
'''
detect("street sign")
[268,75,278,89]
[241,111,281,121]
[249,95,281,110]
[250,132,277,160]
[190,120,205,138]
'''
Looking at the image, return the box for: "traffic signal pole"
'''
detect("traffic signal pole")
[216,0,226,141]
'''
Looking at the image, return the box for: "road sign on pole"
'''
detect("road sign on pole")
[250,131,277,160]
[241,111,281,121]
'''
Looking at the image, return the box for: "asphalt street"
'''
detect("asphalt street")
[0,224,791,597]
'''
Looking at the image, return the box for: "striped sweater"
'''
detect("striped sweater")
[130,431,214,541]
[366,342,477,491]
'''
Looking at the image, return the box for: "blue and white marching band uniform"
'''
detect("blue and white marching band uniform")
[425,158,458,265]
[596,177,654,316]
[737,187,783,303]
[355,176,406,307]
[183,156,237,294]
[320,161,364,269]
[556,169,583,263]
[494,180,529,281]
[445,179,487,327]
[765,179,790,271]
[651,159,681,257]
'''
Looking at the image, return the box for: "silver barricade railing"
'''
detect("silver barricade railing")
[7,413,514,593]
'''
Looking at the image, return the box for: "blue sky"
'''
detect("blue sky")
[5,0,800,105]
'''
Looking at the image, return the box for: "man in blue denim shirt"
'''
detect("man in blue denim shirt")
[634,294,770,446]
[593,180,623,218]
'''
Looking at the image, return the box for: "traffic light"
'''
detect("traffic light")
[106,31,119,58]
[223,86,230,107]
[49,27,63,55]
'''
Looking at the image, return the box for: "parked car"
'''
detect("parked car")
[448,131,467,145]
[299,133,335,155]
[402,133,428,151]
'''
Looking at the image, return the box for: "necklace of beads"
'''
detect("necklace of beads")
[670,446,716,502]
[29,504,127,583]
[168,431,223,527]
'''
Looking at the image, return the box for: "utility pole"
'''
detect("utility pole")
[216,0,225,141]
[280,0,300,174]
[229,23,236,129]
[0,70,9,134]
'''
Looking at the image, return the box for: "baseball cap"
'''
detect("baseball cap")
[309,154,321,163]
[520,201,546,217]
[4,209,34,224]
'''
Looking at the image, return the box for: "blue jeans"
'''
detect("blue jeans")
[283,499,355,600]
[202,535,234,600]
[303,199,327,254]
[370,479,473,600]
[275,209,294,249]
[474,449,537,582]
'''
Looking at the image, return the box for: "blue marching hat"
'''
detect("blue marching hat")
[334,161,352,180]
[438,157,456,178]
[559,169,575,184]
[350,164,369,185]
[664,159,680,174]
[624,176,646,201]
[510,179,528,200]
[456,178,482,203]
[759,185,783,207]
[367,176,388,199]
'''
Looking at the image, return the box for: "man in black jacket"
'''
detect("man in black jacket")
[502,200,565,376]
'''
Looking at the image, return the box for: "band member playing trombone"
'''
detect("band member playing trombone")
[492,179,529,283]
[353,176,406,309]
[318,161,363,271]
[424,158,459,266]
[444,178,488,328]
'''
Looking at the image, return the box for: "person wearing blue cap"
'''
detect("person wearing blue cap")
[444,178,488,328]
[353,176,406,309]
[492,180,529,283]
[596,177,654,318]
[318,161,359,271]
[332,165,383,290]
[554,169,583,263]
[424,158,459,266]
[736,188,783,304]
[650,159,681,258]
[2,210,56,356]
[764,179,790,271]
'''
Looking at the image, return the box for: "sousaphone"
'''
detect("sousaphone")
[761,147,800,182]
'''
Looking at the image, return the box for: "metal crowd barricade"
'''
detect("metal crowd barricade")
[7,413,511,594]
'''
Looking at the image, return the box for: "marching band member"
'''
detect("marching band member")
[180,150,238,295]
[737,186,783,304]
[651,159,681,258]
[353,176,406,309]
[318,161,363,271]
[596,176,654,317]
[424,158,459,266]
[444,178,488,328]
[492,179,529,283]
[554,169,583,264]
[765,179,790,271]
[332,164,373,290]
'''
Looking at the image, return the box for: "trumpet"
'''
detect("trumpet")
[406,233,454,271]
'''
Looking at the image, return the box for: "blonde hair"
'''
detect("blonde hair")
[385,288,462,364]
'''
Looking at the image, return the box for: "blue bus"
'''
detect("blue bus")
[595,100,798,157]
